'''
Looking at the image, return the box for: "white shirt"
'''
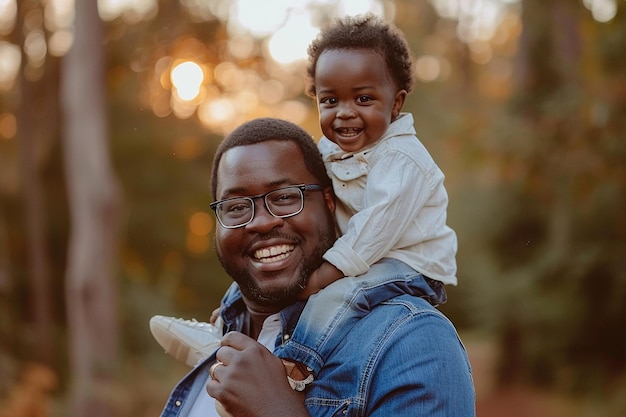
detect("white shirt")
[187,314,282,417]
[188,376,218,417]
[318,113,457,285]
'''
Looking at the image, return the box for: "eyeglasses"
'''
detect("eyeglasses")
[210,184,323,229]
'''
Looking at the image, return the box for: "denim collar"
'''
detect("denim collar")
[219,282,306,349]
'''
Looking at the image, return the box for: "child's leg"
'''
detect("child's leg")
[275,258,446,375]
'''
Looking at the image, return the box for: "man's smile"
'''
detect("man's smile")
[253,244,295,263]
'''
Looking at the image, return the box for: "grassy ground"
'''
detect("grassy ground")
[465,335,625,417]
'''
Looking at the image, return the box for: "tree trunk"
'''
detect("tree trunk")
[516,0,582,260]
[15,0,56,365]
[60,0,121,415]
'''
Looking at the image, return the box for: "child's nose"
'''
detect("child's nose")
[336,103,357,118]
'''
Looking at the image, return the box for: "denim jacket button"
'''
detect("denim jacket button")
[175,400,182,407]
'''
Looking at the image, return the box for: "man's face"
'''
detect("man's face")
[214,140,336,311]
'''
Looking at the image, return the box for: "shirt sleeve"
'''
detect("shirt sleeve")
[324,146,438,277]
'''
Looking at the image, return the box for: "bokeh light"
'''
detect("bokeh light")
[224,0,388,64]
[189,212,213,236]
[415,55,441,82]
[48,29,73,57]
[171,61,205,101]
[0,41,20,91]
[0,112,16,140]
[186,211,214,255]
[46,0,74,31]
[583,0,618,22]
[227,35,257,60]
[24,30,47,68]
[267,12,318,64]
[429,0,515,43]
[0,0,17,35]
[198,97,237,129]
[186,233,210,255]
[98,0,157,23]
[337,0,386,16]
[228,0,295,37]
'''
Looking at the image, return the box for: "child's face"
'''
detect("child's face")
[314,49,406,153]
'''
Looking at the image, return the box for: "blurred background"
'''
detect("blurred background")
[0,0,625,416]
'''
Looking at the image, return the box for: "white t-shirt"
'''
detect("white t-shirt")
[188,375,217,417]
[188,314,282,417]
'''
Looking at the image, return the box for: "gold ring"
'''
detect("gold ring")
[209,361,223,380]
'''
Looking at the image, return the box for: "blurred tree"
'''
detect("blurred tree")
[479,0,626,391]
[60,0,120,415]
[14,0,57,365]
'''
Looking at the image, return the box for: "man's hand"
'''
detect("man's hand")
[206,332,309,417]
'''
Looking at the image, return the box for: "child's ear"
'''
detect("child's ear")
[392,89,407,119]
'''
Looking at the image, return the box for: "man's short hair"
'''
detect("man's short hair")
[210,118,331,199]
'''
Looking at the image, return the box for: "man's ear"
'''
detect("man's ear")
[322,186,336,214]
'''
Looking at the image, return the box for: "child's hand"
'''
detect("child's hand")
[298,270,323,299]
[298,262,344,300]
[210,306,222,325]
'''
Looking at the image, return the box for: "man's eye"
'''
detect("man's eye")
[273,193,297,204]
[223,202,251,216]
[228,204,248,212]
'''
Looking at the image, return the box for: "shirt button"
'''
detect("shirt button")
[175,400,182,407]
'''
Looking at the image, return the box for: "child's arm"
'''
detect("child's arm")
[299,261,344,298]
[325,146,442,278]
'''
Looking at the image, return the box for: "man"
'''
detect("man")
[159,118,475,417]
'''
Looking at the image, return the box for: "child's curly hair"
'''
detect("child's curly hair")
[306,13,414,97]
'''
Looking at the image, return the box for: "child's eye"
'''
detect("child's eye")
[357,96,372,103]
[320,97,338,105]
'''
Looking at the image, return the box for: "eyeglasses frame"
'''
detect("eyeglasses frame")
[209,184,323,229]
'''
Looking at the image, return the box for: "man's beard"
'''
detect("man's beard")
[217,220,336,309]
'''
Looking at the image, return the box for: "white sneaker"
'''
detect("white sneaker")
[150,315,223,367]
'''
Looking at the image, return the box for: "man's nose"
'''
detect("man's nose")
[244,199,283,232]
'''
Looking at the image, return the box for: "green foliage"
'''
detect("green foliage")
[448,0,626,393]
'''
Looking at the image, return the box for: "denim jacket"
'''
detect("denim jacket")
[159,282,475,417]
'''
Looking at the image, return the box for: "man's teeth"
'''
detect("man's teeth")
[254,245,294,262]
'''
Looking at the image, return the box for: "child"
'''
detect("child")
[150,13,457,389]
